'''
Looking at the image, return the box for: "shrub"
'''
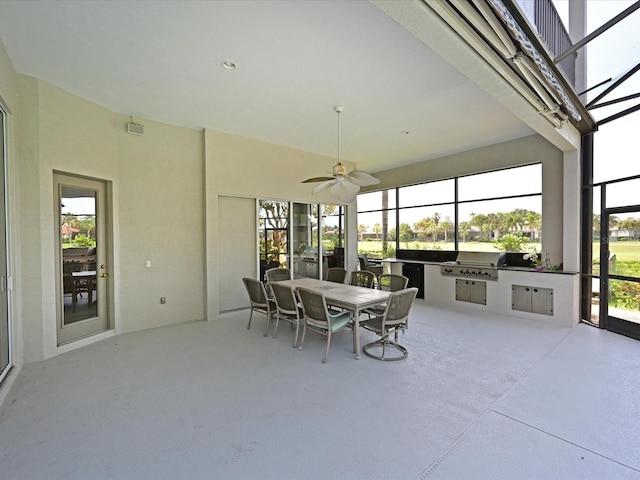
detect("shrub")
[72,234,95,247]
[494,232,528,252]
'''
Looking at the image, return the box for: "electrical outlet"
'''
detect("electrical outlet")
[160,297,166,304]
[145,260,152,268]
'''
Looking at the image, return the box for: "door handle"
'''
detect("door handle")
[100,273,108,278]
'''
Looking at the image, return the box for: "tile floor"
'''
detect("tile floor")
[1,300,639,479]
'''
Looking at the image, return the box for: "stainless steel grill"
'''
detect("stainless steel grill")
[440,251,506,281]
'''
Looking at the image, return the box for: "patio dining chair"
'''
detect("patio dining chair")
[360,287,418,361]
[296,287,353,363]
[358,255,383,277]
[325,267,347,283]
[242,277,275,337]
[268,281,303,347]
[350,270,376,288]
[377,273,409,292]
[265,267,291,283]
[364,273,410,318]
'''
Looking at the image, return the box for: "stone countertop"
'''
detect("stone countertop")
[382,258,578,275]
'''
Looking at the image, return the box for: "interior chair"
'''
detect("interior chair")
[325,267,347,283]
[242,277,275,337]
[358,255,383,277]
[265,267,291,283]
[296,287,353,363]
[268,282,302,347]
[349,270,375,288]
[361,287,418,361]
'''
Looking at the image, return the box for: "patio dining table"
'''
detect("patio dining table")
[277,277,391,359]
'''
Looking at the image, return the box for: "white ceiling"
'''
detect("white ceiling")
[0,0,535,173]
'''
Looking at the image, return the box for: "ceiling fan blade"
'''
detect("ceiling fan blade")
[302,176,335,183]
[330,180,360,203]
[346,170,380,187]
[312,179,336,194]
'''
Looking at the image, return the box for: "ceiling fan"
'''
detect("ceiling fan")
[302,105,380,203]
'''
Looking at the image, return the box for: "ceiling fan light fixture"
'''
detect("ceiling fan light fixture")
[302,105,379,203]
[332,163,347,176]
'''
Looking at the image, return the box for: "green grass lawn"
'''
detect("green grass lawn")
[358,240,640,262]
[603,241,640,262]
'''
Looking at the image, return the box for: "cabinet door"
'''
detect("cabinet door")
[531,287,553,315]
[512,285,532,312]
[455,279,469,302]
[469,281,487,305]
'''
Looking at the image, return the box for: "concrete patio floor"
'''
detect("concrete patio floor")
[1,300,639,479]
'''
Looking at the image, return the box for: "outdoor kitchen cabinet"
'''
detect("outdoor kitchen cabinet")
[511,285,553,316]
[455,279,487,305]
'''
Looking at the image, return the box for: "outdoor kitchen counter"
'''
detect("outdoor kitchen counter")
[383,258,580,328]
[499,266,578,275]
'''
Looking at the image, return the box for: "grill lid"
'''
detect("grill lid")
[454,251,505,267]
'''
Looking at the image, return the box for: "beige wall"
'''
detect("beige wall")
[204,129,359,320]
[116,115,205,333]
[15,76,205,361]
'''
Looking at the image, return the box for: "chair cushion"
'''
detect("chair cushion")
[307,311,351,332]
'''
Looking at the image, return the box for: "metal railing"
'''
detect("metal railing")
[518,0,576,86]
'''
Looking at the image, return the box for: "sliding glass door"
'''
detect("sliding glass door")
[0,105,10,384]
[258,200,346,281]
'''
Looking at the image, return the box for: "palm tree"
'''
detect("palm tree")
[440,220,453,243]
[524,211,542,240]
[413,217,433,242]
[372,223,381,240]
[358,224,368,242]
[470,213,489,240]
[459,221,471,242]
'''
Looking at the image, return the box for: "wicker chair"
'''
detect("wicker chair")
[242,277,275,337]
[378,273,409,292]
[325,267,347,283]
[265,267,291,283]
[296,287,352,363]
[268,282,302,347]
[361,287,418,361]
[349,270,376,288]
[358,255,383,277]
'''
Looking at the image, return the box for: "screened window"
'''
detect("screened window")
[357,164,542,256]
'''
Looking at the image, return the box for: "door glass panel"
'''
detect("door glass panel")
[608,279,640,325]
[258,201,289,280]
[0,106,9,381]
[321,204,344,269]
[292,203,318,279]
[61,187,97,324]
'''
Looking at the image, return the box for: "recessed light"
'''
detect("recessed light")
[221,61,237,70]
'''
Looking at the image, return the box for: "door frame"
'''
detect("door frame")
[600,204,640,340]
[0,101,12,385]
[54,172,113,345]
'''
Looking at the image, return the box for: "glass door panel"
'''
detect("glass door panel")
[291,203,318,279]
[321,204,344,269]
[258,201,289,280]
[601,206,640,340]
[0,105,9,382]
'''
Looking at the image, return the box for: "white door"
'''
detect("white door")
[55,173,109,345]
